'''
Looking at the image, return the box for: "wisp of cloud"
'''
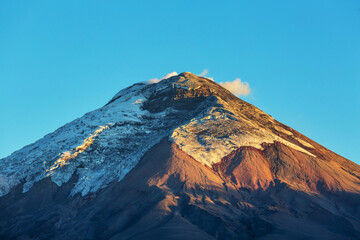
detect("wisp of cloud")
[144,72,178,84]
[219,78,251,96]
[199,69,208,77]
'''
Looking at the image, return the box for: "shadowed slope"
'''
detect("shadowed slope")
[0,140,254,239]
[96,139,251,240]
[1,139,360,239]
[213,141,360,239]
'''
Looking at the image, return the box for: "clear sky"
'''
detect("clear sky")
[0,1,359,164]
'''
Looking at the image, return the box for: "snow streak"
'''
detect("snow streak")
[46,124,110,175]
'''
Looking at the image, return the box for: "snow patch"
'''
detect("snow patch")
[171,104,316,167]
[0,86,157,196]
[295,137,315,149]
[274,125,293,135]
[0,78,206,197]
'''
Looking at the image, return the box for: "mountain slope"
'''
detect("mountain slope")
[0,72,359,239]
[1,139,359,239]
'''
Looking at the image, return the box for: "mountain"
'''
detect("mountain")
[1,72,359,240]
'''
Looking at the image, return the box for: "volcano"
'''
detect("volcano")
[1,72,359,240]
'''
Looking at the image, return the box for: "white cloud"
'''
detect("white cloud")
[199,69,208,77]
[144,72,178,84]
[162,72,178,79]
[146,78,161,84]
[198,69,215,81]
[219,78,251,96]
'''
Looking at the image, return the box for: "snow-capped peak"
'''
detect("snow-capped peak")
[0,72,317,197]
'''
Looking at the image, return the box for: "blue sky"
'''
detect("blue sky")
[0,1,359,163]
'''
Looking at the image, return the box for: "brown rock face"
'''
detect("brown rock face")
[213,146,274,190]
[214,141,360,194]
